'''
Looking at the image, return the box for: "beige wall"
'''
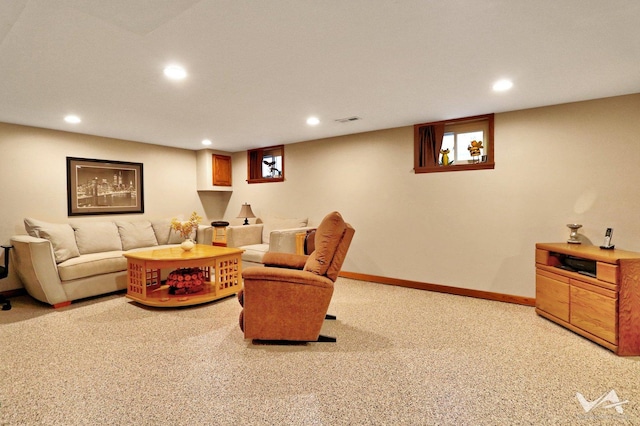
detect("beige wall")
[0,123,228,291]
[2,93,639,297]
[223,93,640,298]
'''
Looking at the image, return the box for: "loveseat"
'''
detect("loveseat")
[225,216,311,268]
[10,218,213,308]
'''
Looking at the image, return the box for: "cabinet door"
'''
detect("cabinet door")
[536,270,570,322]
[570,283,617,344]
[212,154,232,186]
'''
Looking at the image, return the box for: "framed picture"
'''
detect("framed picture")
[67,157,144,216]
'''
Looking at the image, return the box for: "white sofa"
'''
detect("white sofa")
[10,218,213,308]
[225,216,311,268]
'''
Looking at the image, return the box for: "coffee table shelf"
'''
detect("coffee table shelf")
[124,244,243,308]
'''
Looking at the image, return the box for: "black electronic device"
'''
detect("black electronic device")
[600,228,615,250]
[563,255,597,275]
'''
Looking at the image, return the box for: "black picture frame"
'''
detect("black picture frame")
[66,157,144,216]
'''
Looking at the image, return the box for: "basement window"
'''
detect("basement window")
[414,113,494,173]
[247,145,284,183]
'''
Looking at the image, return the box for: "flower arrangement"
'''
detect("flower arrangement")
[171,211,202,240]
[166,267,205,295]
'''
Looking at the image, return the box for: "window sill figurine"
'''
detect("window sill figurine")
[263,160,281,178]
[440,148,452,166]
[468,140,483,163]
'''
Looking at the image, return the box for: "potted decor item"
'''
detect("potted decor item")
[171,212,202,251]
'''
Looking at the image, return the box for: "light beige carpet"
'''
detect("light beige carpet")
[1,278,639,425]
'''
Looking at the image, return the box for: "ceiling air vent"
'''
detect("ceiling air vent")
[334,116,361,123]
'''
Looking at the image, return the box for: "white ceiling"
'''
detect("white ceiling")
[1,0,639,152]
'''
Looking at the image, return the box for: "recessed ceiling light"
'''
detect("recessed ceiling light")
[202,139,212,146]
[493,79,513,92]
[164,65,187,80]
[64,115,81,124]
[306,116,320,126]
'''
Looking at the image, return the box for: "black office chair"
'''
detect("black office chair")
[0,245,13,310]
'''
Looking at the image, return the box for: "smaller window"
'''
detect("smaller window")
[247,145,284,183]
[414,114,494,173]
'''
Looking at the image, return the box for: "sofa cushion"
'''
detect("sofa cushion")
[116,220,158,250]
[303,212,346,277]
[57,244,179,281]
[23,218,80,263]
[151,219,172,245]
[57,251,127,281]
[152,219,196,244]
[72,221,122,254]
[262,216,308,244]
[241,243,270,264]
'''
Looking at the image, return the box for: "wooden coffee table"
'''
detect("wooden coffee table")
[124,244,243,307]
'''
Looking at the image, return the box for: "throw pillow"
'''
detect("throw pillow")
[23,218,80,263]
[72,221,122,254]
[116,221,158,251]
[303,212,346,276]
[23,217,41,238]
[261,216,308,244]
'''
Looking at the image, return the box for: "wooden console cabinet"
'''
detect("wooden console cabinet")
[535,243,640,356]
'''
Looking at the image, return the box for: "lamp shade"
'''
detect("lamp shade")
[237,203,256,225]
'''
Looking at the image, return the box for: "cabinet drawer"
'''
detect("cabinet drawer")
[570,286,617,344]
[535,249,549,265]
[536,271,569,322]
[596,262,618,285]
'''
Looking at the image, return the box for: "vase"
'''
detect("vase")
[566,224,582,244]
[180,238,195,251]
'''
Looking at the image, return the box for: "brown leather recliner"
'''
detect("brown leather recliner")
[238,211,355,342]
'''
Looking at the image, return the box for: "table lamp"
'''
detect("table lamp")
[237,203,256,225]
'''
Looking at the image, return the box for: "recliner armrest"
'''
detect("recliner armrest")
[263,252,308,270]
[241,265,334,341]
[242,266,333,288]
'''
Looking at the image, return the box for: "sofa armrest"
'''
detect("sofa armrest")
[269,227,313,254]
[195,225,213,245]
[226,224,263,248]
[10,235,67,306]
[263,252,308,270]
